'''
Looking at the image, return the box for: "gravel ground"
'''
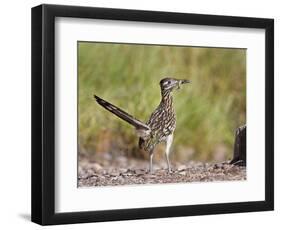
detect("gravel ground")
[78,154,246,187]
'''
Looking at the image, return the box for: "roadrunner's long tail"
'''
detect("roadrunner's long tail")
[94,95,150,131]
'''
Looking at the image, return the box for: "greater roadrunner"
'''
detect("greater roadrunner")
[94,77,191,173]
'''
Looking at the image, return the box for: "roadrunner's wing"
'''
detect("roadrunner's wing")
[94,95,150,131]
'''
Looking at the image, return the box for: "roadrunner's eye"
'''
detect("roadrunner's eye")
[167,80,171,84]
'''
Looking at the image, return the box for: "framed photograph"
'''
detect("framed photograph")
[31,4,274,225]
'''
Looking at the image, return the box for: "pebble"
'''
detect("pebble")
[178,165,187,171]
[119,168,128,173]
[178,171,186,176]
[92,163,103,172]
[134,169,147,175]
[143,174,156,179]
[110,171,120,176]
[156,169,167,175]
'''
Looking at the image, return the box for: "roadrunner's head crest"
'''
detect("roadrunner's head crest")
[160,77,191,93]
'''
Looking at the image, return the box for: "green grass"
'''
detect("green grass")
[78,42,246,162]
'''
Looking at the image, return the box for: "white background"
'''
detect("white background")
[0,0,279,229]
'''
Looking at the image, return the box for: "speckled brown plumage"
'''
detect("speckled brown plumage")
[138,89,176,153]
[94,77,191,173]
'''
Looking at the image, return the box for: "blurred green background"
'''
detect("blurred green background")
[78,42,246,162]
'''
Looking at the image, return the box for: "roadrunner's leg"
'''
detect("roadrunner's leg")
[165,134,173,173]
[149,150,154,174]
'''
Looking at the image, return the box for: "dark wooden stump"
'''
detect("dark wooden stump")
[230,125,246,166]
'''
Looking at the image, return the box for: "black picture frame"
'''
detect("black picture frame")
[31,4,274,225]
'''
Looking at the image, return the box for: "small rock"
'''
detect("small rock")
[119,168,128,173]
[143,174,156,179]
[96,176,105,182]
[110,171,120,176]
[122,173,132,177]
[178,171,186,176]
[118,177,125,183]
[178,165,187,171]
[213,164,220,169]
[134,169,147,175]
[91,163,103,172]
[156,169,167,175]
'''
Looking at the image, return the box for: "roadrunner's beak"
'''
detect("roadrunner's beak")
[180,79,191,84]
[177,79,191,89]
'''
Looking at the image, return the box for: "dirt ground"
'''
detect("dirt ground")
[78,154,246,187]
